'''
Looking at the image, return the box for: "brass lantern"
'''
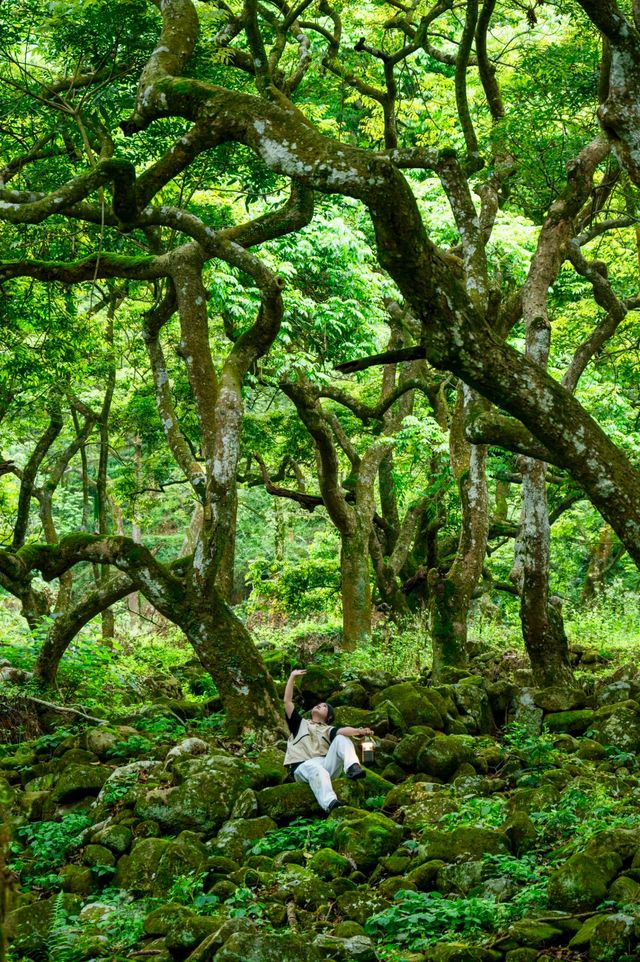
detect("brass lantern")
[361,738,375,765]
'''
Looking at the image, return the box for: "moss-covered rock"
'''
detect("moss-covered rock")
[59,863,95,894]
[298,667,342,705]
[336,770,395,808]
[335,889,388,925]
[82,843,116,870]
[418,827,509,863]
[154,830,208,894]
[308,847,351,880]
[215,931,323,962]
[507,918,564,946]
[407,858,445,890]
[5,894,81,955]
[213,816,277,862]
[533,687,586,712]
[333,810,403,870]
[423,945,502,961]
[91,822,133,854]
[548,852,622,911]
[371,683,444,729]
[417,735,478,780]
[452,679,494,734]
[52,762,111,802]
[588,912,636,961]
[257,781,322,820]
[544,710,594,735]
[113,837,169,893]
[163,909,220,955]
[135,765,245,834]
[590,701,640,753]
[437,860,486,895]
[312,933,379,961]
[608,875,640,902]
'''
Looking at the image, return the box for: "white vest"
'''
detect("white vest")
[284,718,333,766]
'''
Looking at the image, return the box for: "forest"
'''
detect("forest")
[1,0,640,960]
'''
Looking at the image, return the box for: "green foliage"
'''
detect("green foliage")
[225,886,268,922]
[503,724,559,771]
[46,891,83,962]
[248,817,337,858]
[12,813,91,890]
[167,873,220,914]
[365,890,503,949]
[106,735,154,758]
[439,796,506,830]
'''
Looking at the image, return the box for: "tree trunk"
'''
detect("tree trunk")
[216,481,237,603]
[511,458,575,688]
[581,523,616,602]
[180,589,284,735]
[340,529,372,650]
[428,388,489,678]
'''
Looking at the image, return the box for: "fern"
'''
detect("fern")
[46,891,83,962]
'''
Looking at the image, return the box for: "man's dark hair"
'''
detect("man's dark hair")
[326,703,335,723]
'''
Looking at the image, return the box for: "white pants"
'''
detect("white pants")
[293,734,360,811]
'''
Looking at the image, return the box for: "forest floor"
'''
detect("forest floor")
[2,621,640,962]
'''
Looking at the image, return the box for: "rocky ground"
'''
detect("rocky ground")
[3,646,640,962]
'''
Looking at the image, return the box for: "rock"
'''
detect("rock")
[330,682,370,709]
[144,902,194,936]
[407,859,445,890]
[533,687,586,712]
[586,827,640,862]
[418,827,509,862]
[371,682,444,729]
[333,810,403,870]
[215,932,323,962]
[335,889,388,925]
[504,951,539,962]
[508,918,563,946]
[336,770,395,808]
[577,739,606,760]
[91,823,133,854]
[589,912,636,961]
[82,843,116,869]
[590,701,640,753]
[249,746,289,788]
[52,763,111,802]
[85,728,120,758]
[544,710,594,735]
[308,847,351,880]
[154,831,208,894]
[332,705,393,736]
[423,945,502,961]
[164,737,211,767]
[136,759,247,834]
[512,688,543,734]
[230,788,259,818]
[313,933,379,961]
[57,748,100,768]
[417,735,478,780]
[96,761,163,809]
[164,910,220,955]
[273,864,326,909]
[437,860,485,895]
[59,863,95,894]
[257,782,322,820]
[213,816,277,862]
[5,894,81,955]
[452,679,494,734]
[548,852,622,911]
[597,681,634,705]
[184,918,257,961]
[609,875,640,902]
[298,667,341,705]
[503,812,537,856]
[114,837,169,893]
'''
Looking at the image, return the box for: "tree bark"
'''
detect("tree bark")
[341,528,372,650]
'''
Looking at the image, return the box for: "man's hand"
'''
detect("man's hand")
[284,668,306,718]
[357,727,374,737]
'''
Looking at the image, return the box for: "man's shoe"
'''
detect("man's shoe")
[327,799,342,812]
[346,763,366,780]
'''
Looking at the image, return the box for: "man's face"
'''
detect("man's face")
[311,702,330,723]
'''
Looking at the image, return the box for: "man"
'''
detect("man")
[283,668,375,812]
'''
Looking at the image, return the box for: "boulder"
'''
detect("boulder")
[213,816,277,862]
[548,852,622,912]
[589,912,636,961]
[333,810,403,870]
[164,737,211,768]
[371,682,444,729]
[452,679,494,734]
[423,946,502,961]
[511,689,543,734]
[533,687,586,712]
[308,847,351,880]
[544,710,594,735]
[418,827,509,863]
[417,735,478,780]
[5,894,81,955]
[135,760,247,834]
[154,831,208,895]
[590,701,640,753]
[257,782,322,820]
[297,667,342,705]
[52,763,111,802]
[91,823,133,855]
[215,932,323,962]
[313,934,379,961]
[114,837,169,893]
[335,889,388,925]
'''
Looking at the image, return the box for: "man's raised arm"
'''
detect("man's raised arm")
[284,668,306,718]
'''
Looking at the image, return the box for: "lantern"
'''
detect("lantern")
[361,739,375,765]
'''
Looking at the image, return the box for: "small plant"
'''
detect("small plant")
[439,796,505,830]
[503,723,558,770]
[167,872,220,914]
[225,886,268,921]
[46,891,83,962]
[248,817,336,858]
[13,813,92,890]
[365,890,502,949]
[106,735,154,758]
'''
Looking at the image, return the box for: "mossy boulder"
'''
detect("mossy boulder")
[533,687,586,712]
[590,701,640,753]
[213,816,277,862]
[332,705,393,736]
[113,837,169,893]
[135,762,245,834]
[82,843,116,870]
[313,933,379,961]
[85,728,120,758]
[586,827,640,862]
[257,782,322,820]
[5,894,81,955]
[452,679,494,734]
[423,945,502,961]
[418,827,509,863]
[335,889,388,925]
[371,682,444,729]
[154,831,208,894]
[507,918,563,946]
[589,912,636,961]
[298,667,341,705]
[548,852,622,911]
[608,875,640,902]
[333,810,403,870]
[215,932,323,962]
[308,847,351,880]
[96,760,163,810]
[417,735,477,780]
[273,864,327,909]
[248,746,289,787]
[163,909,220,955]
[544,710,594,735]
[52,763,111,802]
[397,785,459,832]
[59,863,95,894]
[336,770,395,808]
[407,858,445,890]
[91,822,133,854]
[437,860,486,895]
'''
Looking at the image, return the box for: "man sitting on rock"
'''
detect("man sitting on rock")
[283,668,374,813]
